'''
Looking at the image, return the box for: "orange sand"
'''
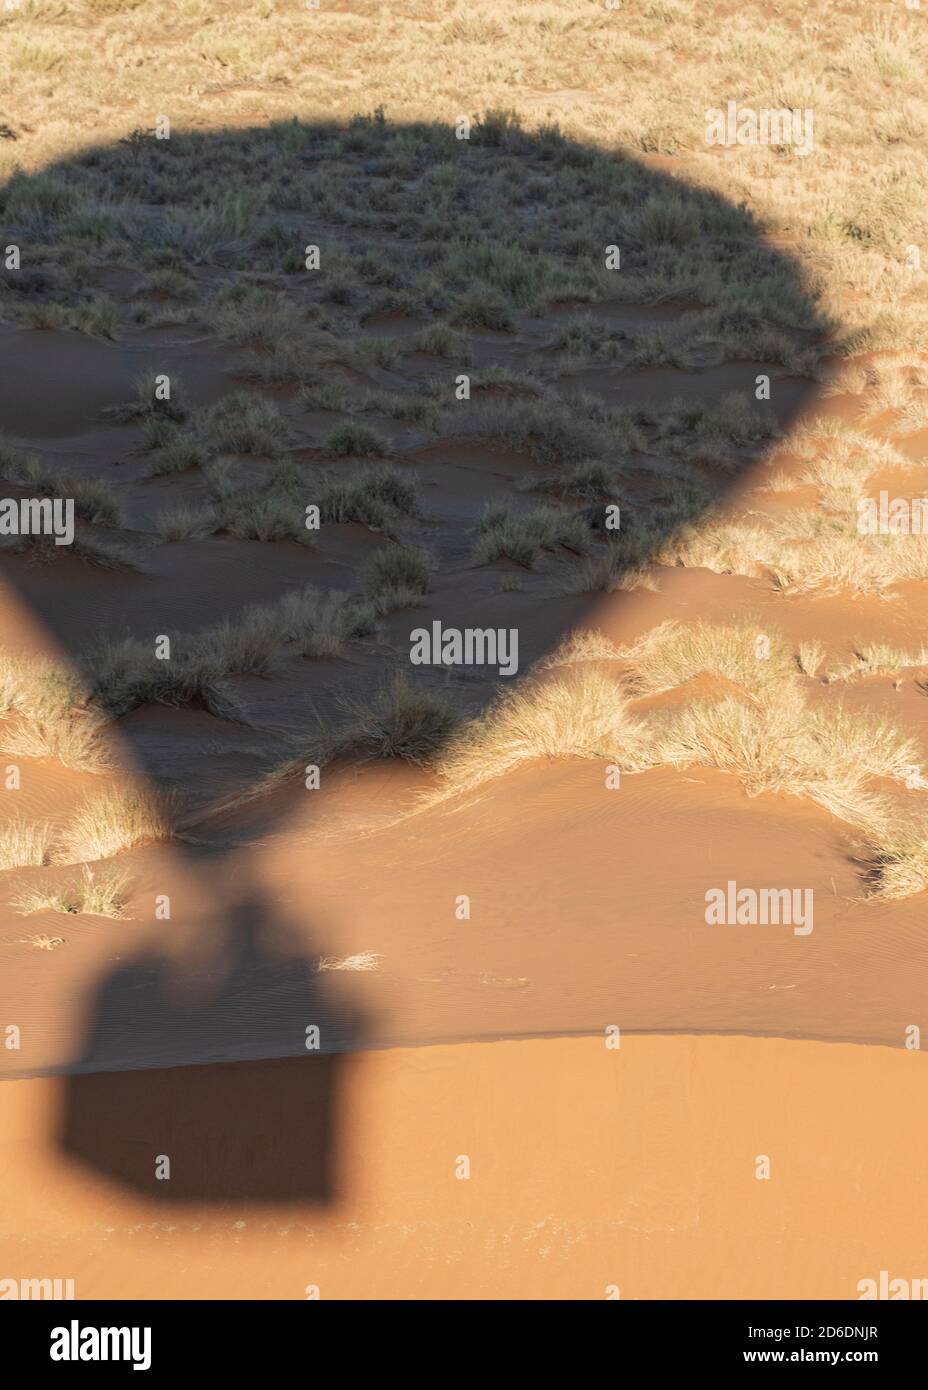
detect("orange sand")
[2,1034,926,1300]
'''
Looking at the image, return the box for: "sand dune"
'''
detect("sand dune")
[3,756,927,1080]
[1,0,927,1303]
[2,1035,926,1300]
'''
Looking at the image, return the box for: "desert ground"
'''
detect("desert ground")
[1,0,927,1300]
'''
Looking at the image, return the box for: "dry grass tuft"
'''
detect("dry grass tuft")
[0,653,111,772]
[615,619,795,696]
[537,630,627,669]
[856,815,928,900]
[12,864,132,919]
[0,816,53,871]
[436,667,651,797]
[474,502,590,568]
[365,544,432,613]
[340,674,461,767]
[315,951,383,973]
[53,786,179,864]
[653,681,905,825]
[826,644,928,682]
[325,421,391,458]
[797,641,826,679]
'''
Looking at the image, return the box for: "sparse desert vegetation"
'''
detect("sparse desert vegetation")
[857,813,928,901]
[2,0,928,1306]
[365,544,432,612]
[339,672,461,767]
[12,864,132,918]
[53,786,178,865]
[424,618,926,863]
[0,10,924,907]
[474,502,591,568]
[0,816,53,871]
[0,653,111,771]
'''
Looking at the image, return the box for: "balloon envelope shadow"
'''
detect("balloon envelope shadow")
[0,116,829,1203]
